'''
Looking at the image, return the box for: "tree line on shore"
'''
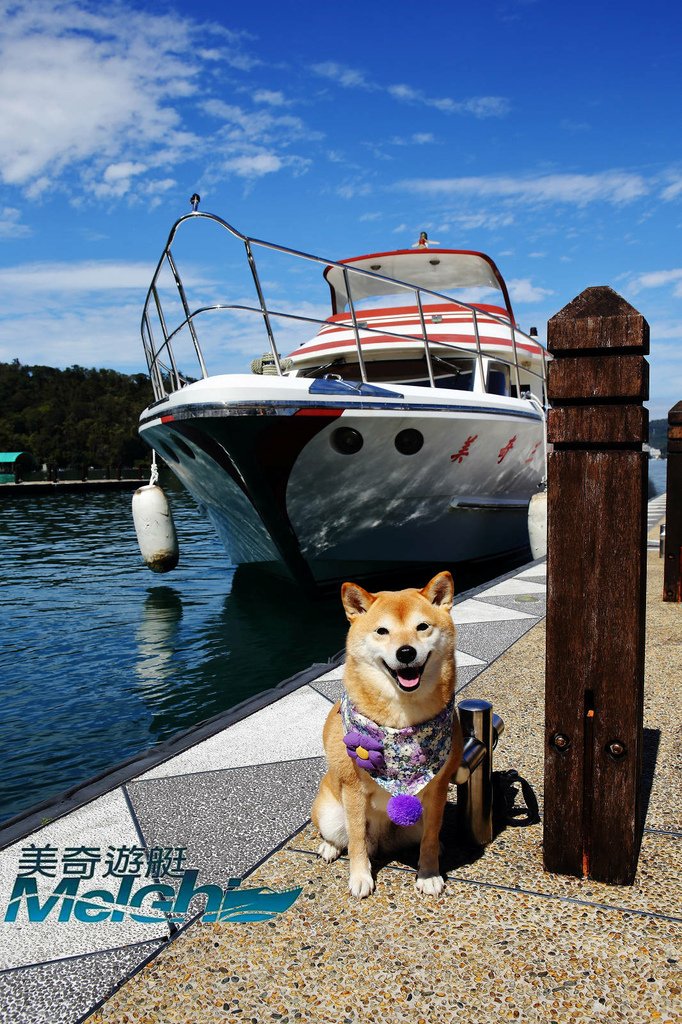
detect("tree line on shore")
[0,360,152,470]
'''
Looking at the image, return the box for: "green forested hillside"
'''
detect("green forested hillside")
[0,360,152,468]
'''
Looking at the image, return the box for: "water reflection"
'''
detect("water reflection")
[135,587,184,688]
[136,564,347,741]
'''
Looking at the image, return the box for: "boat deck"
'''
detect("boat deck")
[0,498,679,1024]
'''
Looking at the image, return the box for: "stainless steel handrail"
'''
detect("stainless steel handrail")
[140,207,548,403]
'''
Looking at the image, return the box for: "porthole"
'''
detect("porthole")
[331,427,364,455]
[395,428,424,455]
[170,434,196,459]
[158,442,179,464]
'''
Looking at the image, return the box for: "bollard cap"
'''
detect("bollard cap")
[458,698,493,713]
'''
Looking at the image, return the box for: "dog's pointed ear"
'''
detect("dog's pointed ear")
[341,581,376,622]
[421,571,454,611]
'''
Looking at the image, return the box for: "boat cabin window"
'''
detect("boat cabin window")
[486,361,510,397]
[304,357,475,391]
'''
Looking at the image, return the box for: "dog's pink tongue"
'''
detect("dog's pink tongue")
[398,673,420,690]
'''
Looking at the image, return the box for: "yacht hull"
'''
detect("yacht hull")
[139,377,544,586]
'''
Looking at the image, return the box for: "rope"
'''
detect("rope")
[149,450,159,487]
[250,353,294,375]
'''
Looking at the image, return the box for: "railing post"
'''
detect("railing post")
[663,401,682,601]
[543,286,649,885]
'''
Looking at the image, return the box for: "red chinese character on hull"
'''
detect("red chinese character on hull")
[451,434,478,464]
[497,435,517,464]
[524,441,541,464]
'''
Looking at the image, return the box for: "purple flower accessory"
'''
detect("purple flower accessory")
[387,794,423,826]
[339,692,455,827]
[343,730,385,772]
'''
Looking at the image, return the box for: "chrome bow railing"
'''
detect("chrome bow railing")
[141,202,548,406]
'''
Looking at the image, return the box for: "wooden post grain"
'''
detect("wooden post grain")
[544,286,649,885]
[663,401,682,602]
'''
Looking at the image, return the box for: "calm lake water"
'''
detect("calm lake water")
[0,462,668,826]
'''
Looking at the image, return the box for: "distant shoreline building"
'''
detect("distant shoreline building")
[0,452,35,483]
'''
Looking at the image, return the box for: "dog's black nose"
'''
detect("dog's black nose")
[396,645,417,664]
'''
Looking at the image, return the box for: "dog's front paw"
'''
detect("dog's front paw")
[349,870,375,899]
[415,872,445,896]
[317,840,342,864]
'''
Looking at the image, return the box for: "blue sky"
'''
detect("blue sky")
[0,0,680,417]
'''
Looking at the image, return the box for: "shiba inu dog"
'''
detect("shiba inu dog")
[312,571,463,898]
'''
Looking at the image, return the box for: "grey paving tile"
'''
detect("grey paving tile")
[137,686,331,781]
[514,563,547,579]
[454,664,486,692]
[308,675,344,703]
[0,939,163,1024]
[455,618,544,665]
[452,598,535,624]
[0,790,169,972]
[476,593,547,618]
[126,757,326,884]
[480,578,546,597]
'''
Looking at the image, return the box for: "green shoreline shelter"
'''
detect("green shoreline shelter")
[0,452,35,483]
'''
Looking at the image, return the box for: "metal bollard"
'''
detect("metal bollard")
[456,698,505,846]
[660,523,666,558]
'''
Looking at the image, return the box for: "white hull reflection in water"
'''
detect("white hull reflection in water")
[134,587,184,687]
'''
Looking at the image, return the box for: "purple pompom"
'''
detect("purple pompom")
[387,794,423,826]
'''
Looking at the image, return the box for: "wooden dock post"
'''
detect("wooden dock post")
[544,286,649,885]
[663,401,682,602]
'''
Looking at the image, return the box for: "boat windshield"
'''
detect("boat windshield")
[325,250,508,314]
[302,355,476,390]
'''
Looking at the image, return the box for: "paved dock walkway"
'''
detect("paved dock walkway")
[0,497,679,1023]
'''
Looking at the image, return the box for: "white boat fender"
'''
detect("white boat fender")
[528,490,547,561]
[132,484,179,573]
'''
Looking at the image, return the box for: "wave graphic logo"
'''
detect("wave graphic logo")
[4,871,302,925]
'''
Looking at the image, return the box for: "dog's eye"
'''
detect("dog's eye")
[416,622,430,631]
[375,627,389,636]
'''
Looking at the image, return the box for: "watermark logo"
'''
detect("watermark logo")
[3,844,301,924]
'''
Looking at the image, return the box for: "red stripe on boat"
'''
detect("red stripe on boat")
[294,408,344,417]
[161,415,175,423]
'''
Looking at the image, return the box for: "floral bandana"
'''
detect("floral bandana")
[340,692,456,803]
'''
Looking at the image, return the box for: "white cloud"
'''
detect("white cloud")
[0,302,145,371]
[253,89,288,106]
[430,95,510,117]
[0,260,156,295]
[649,319,682,339]
[627,269,682,297]
[444,212,515,231]
[311,61,509,119]
[199,98,320,183]
[507,278,554,303]
[0,4,200,192]
[312,62,372,90]
[0,2,265,200]
[389,133,436,146]
[397,172,649,206]
[223,153,283,178]
[661,179,682,201]
[336,182,373,200]
[0,206,32,239]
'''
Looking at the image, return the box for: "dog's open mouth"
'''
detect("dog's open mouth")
[383,655,429,692]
